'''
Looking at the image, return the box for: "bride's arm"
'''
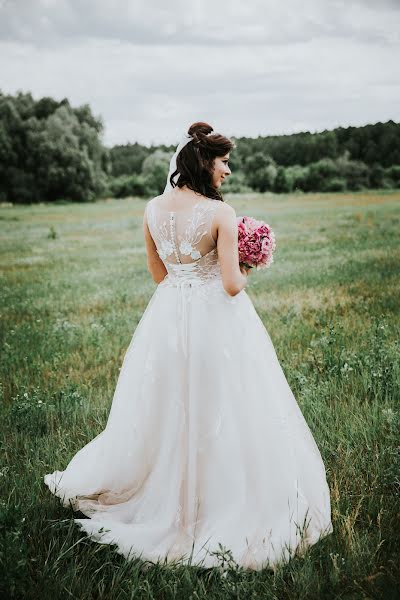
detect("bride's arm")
[143,205,168,284]
[216,203,248,297]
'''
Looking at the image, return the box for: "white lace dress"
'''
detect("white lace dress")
[44,196,333,570]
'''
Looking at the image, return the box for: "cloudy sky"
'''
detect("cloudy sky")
[0,0,399,147]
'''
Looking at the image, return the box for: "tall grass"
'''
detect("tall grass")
[1,190,399,599]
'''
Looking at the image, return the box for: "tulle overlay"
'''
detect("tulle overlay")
[44,197,333,570]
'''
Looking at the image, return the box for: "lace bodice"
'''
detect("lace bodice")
[146,196,230,357]
[146,197,223,285]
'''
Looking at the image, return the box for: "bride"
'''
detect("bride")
[44,121,333,571]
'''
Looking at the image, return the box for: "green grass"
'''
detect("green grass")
[1,190,399,599]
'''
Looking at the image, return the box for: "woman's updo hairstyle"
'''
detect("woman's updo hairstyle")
[170,121,235,201]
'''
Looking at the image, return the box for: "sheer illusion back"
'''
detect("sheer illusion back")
[146,195,222,284]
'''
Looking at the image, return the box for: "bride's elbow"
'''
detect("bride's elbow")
[223,282,243,297]
[147,261,167,284]
[221,265,246,297]
[225,289,240,297]
[150,270,166,284]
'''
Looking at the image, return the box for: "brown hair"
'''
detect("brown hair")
[170,121,235,201]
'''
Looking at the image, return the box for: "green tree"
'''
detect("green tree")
[336,152,369,191]
[222,171,252,194]
[324,178,347,192]
[244,152,277,192]
[0,90,109,203]
[107,173,146,198]
[369,163,385,188]
[109,142,150,176]
[303,158,340,192]
[273,166,292,193]
[285,165,309,192]
[384,165,400,188]
[141,149,170,196]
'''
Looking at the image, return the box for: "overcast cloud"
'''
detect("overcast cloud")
[0,0,399,147]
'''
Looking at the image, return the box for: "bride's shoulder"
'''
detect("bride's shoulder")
[145,195,161,212]
[212,200,236,216]
[212,202,237,233]
[148,194,162,204]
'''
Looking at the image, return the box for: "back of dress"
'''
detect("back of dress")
[146,197,223,285]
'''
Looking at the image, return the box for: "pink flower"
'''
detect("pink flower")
[236,215,276,270]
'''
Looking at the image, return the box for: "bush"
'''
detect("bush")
[324,177,347,192]
[107,174,146,198]
[141,149,170,196]
[285,164,310,191]
[222,172,252,194]
[369,163,385,188]
[336,152,369,190]
[384,165,400,188]
[303,158,340,192]
[244,152,277,192]
[274,166,292,193]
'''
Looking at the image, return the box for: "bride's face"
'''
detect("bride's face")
[211,153,231,188]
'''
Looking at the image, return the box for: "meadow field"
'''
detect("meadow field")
[0,190,399,599]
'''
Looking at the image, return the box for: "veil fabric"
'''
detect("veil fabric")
[163,133,193,194]
[163,130,214,194]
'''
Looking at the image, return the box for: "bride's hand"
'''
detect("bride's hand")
[240,263,252,276]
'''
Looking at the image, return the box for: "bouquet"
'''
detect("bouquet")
[237,215,276,271]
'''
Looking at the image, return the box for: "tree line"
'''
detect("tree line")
[1,90,399,204]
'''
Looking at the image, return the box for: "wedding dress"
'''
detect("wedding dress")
[44,194,333,571]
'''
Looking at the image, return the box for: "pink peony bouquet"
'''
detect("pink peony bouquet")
[237,215,276,270]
